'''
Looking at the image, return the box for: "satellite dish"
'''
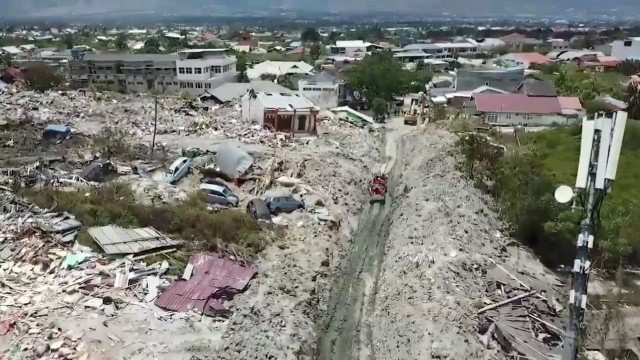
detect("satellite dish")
[554,185,574,204]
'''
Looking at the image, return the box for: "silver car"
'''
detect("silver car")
[199,183,239,207]
[166,157,192,185]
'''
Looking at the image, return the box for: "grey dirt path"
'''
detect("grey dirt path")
[316,117,409,360]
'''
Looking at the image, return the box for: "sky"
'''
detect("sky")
[2,0,640,18]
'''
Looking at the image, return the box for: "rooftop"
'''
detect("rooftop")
[474,94,562,114]
[255,91,317,111]
[84,53,177,62]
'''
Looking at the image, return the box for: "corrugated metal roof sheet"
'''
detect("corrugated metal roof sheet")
[87,225,182,255]
[155,253,256,315]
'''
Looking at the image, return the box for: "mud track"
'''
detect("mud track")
[317,121,405,360]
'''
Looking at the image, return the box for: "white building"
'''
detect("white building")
[328,40,384,59]
[396,41,479,59]
[298,79,340,109]
[176,49,237,95]
[241,90,319,134]
[246,60,313,81]
[611,38,640,60]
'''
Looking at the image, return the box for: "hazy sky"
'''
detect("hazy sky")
[3,0,640,18]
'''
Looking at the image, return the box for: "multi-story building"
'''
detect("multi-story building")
[69,48,237,94]
[176,49,237,95]
[70,53,178,92]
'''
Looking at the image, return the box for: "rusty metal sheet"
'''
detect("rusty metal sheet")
[155,253,257,315]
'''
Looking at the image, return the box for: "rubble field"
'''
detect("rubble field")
[1,88,571,360]
[0,89,384,359]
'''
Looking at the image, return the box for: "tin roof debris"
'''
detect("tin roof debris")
[478,259,565,360]
[156,253,257,316]
[87,225,182,255]
[215,143,254,179]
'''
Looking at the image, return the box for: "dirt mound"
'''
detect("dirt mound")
[370,127,540,359]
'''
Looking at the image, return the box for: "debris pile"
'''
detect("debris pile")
[0,187,257,358]
[478,261,565,360]
[0,90,299,148]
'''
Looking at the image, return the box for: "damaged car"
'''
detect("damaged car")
[265,195,304,215]
[199,183,239,207]
[165,157,192,185]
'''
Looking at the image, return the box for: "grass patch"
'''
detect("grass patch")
[459,120,640,269]
[23,183,265,257]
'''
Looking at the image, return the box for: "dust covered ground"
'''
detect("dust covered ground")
[369,125,563,359]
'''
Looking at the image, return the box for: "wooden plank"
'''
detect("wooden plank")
[478,290,537,314]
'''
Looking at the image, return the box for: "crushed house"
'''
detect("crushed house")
[69,49,236,94]
[241,90,319,134]
[70,53,179,92]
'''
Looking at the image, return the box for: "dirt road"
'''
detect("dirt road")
[316,118,407,360]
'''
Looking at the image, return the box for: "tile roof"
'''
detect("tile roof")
[509,52,552,65]
[474,94,562,114]
[557,96,583,110]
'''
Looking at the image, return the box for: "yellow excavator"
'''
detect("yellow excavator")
[403,92,428,126]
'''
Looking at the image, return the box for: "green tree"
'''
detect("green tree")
[115,34,128,50]
[236,52,249,83]
[625,82,640,120]
[310,43,321,61]
[1,53,12,68]
[617,59,640,76]
[62,34,74,49]
[346,52,419,101]
[301,27,321,43]
[24,64,63,92]
[327,31,341,44]
[371,98,387,121]
[143,38,161,53]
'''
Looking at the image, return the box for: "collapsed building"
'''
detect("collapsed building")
[69,49,237,95]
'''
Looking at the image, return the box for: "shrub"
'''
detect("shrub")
[23,183,264,256]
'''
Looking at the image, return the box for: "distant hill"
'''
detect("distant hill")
[4,0,640,18]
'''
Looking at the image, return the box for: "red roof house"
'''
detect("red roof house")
[474,94,581,126]
[503,52,552,68]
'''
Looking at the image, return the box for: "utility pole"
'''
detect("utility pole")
[151,94,158,157]
[560,111,627,360]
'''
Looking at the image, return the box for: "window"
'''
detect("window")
[174,82,178,86]
[180,82,185,89]
[179,67,185,74]
[188,82,194,88]
[204,67,209,73]
[487,113,497,123]
[195,82,203,89]
[505,113,512,120]
[195,67,202,74]
[297,115,307,131]
[624,40,633,47]
[186,68,193,74]
[205,83,211,89]
[212,66,221,74]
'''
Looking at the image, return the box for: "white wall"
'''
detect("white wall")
[298,81,339,109]
[485,112,579,126]
[241,93,265,124]
[611,39,640,60]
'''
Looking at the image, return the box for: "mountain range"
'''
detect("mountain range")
[3,0,640,18]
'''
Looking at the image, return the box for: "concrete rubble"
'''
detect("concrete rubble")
[0,188,256,359]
